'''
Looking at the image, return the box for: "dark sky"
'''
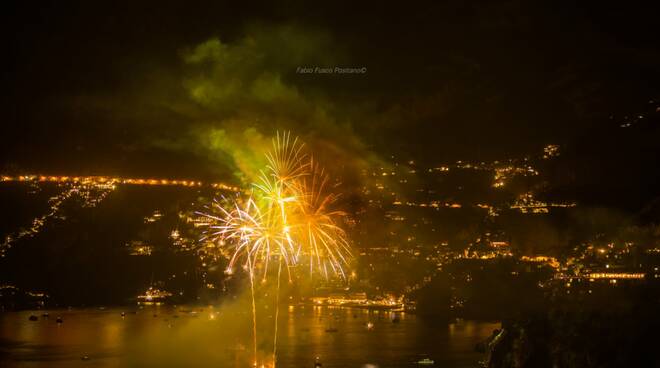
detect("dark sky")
[3,1,660,182]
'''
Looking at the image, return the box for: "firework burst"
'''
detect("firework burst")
[197,132,353,367]
[200,132,351,280]
[293,160,352,279]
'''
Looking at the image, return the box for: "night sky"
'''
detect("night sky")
[3,1,660,208]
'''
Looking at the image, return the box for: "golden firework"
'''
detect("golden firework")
[197,131,353,368]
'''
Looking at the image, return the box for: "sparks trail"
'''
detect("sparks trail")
[273,256,283,367]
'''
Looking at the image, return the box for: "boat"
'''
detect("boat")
[417,358,434,365]
[137,286,172,305]
[325,317,338,332]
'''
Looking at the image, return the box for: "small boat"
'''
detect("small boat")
[314,357,322,367]
[56,317,63,324]
[325,317,338,333]
[137,286,172,306]
[28,315,38,321]
[417,358,434,365]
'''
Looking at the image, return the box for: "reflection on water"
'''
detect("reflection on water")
[0,306,498,368]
